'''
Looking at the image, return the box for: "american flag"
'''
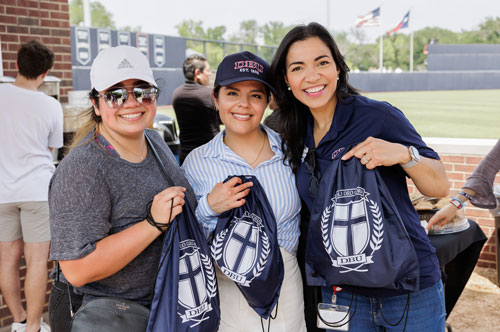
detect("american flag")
[355,7,381,28]
[387,11,410,35]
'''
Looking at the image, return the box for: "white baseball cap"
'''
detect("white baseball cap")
[90,45,157,91]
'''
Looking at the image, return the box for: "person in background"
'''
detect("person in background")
[172,54,220,164]
[182,51,306,332]
[428,138,500,228]
[269,22,449,332]
[0,40,62,332]
[47,45,195,332]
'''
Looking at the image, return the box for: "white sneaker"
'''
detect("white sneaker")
[11,318,50,332]
[39,320,51,332]
[11,321,26,332]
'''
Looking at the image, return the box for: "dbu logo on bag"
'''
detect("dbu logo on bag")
[212,175,284,319]
[147,202,220,332]
[178,239,217,325]
[321,187,383,273]
[306,147,420,292]
[212,211,270,286]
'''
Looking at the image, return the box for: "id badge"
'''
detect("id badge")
[317,302,350,331]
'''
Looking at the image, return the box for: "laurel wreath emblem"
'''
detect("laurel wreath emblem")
[211,228,228,261]
[251,231,269,279]
[210,218,269,283]
[321,198,384,270]
[321,204,333,255]
[200,253,217,298]
[368,199,384,253]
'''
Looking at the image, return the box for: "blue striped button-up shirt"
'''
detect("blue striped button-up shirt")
[182,125,301,255]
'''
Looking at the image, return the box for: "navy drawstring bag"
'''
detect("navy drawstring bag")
[305,149,420,291]
[211,175,284,319]
[147,201,220,332]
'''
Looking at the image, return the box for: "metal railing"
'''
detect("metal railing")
[184,37,278,69]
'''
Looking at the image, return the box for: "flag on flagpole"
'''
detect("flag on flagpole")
[355,7,381,28]
[386,11,410,35]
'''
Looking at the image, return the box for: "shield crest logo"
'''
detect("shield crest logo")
[153,35,165,67]
[118,31,131,46]
[331,198,370,257]
[75,27,91,65]
[178,251,207,309]
[136,33,149,58]
[223,219,260,275]
[98,29,111,52]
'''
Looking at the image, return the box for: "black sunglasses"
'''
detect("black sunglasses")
[97,86,158,109]
[304,148,322,199]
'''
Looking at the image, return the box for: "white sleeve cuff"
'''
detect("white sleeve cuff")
[195,194,218,236]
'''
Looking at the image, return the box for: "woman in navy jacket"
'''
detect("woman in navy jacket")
[269,22,450,332]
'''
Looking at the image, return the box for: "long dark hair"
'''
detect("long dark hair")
[269,22,359,172]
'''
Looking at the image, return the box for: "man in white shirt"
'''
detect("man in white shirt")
[0,40,63,332]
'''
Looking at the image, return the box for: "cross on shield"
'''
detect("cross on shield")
[331,198,370,257]
[178,251,207,309]
[223,220,259,275]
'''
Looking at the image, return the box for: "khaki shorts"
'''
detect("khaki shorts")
[0,201,51,242]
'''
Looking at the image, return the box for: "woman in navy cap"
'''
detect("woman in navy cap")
[182,51,306,331]
[269,23,450,332]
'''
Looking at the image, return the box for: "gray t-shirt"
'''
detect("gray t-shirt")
[49,129,195,305]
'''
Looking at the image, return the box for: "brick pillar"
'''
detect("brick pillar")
[0,0,71,327]
[0,0,72,103]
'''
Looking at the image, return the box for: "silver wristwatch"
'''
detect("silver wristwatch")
[401,146,420,169]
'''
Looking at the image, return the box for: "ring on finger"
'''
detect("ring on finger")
[362,156,370,163]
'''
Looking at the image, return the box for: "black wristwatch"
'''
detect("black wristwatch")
[401,146,421,169]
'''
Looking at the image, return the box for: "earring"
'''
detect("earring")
[287,85,291,91]
[337,77,340,81]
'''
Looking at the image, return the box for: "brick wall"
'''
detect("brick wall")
[0,0,71,328]
[408,143,500,270]
[0,0,72,103]
[439,154,499,268]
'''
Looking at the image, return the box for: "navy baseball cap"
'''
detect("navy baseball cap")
[214,51,275,94]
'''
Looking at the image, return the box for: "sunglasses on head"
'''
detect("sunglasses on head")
[304,148,322,199]
[97,85,158,109]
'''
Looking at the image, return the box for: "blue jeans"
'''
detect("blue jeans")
[321,281,445,332]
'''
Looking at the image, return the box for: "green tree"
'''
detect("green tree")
[260,21,293,46]
[468,17,500,43]
[234,20,259,44]
[175,19,205,39]
[175,20,226,70]
[384,33,410,70]
[206,26,227,41]
[69,0,116,29]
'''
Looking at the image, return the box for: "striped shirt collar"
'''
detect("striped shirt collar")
[203,124,283,160]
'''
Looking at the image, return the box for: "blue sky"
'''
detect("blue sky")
[98,0,499,42]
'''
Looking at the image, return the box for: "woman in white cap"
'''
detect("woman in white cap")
[48,45,196,332]
[182,51,306,332]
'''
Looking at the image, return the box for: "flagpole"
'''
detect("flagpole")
[379,32,383,72]
[410,31,414,72]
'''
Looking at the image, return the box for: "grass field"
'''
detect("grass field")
[159,89,500,139]
[365,90,500,139]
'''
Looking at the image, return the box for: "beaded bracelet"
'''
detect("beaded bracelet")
[146,199,173,232]
[449,196,464,210]
[458,191,473,201]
